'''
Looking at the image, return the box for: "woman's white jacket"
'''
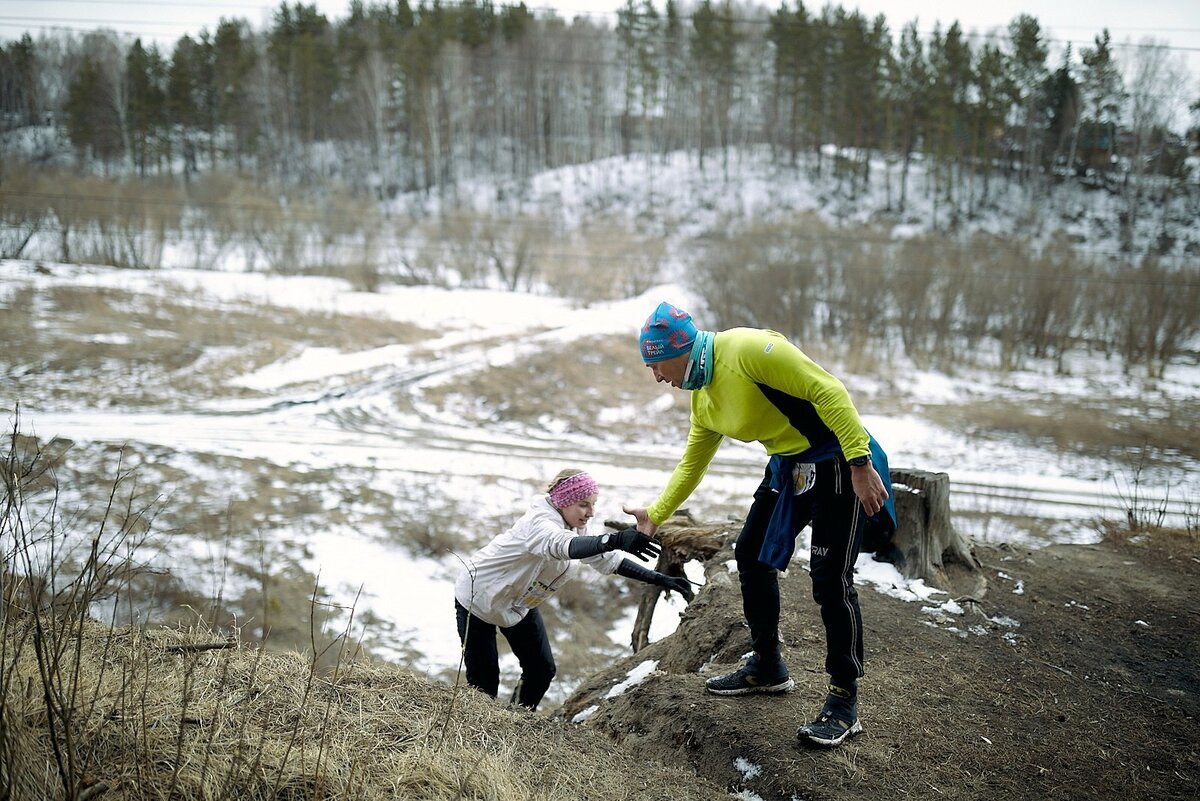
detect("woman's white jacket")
[454,495,623,627]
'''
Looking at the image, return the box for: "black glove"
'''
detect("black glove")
[608,527,661,561]
[659,575,695,603]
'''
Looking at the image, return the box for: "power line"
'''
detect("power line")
[20,0,1200,37]
[34,0,276,9]
[4,7,1200,55]
[0,15,209,30]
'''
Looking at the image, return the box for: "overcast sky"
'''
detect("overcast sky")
[3,0,1197,90]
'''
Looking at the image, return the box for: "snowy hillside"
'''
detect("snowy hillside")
[2,148,1198,706]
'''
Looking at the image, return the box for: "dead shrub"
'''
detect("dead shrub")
[690,217,1196,375]
[48,174,183,269]
[434,209,554,291]
[238,188,385,287]
[0,165,52,259]
[542,216,665,305]
[694,213,833,342]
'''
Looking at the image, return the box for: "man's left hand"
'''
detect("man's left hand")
[850,463,889,517]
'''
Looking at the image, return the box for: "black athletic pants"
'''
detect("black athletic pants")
[733,455,866,687]
[454,600,556,709]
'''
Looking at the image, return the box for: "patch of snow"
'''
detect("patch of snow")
[88,333,132,345]
[734,757,763,780]
[571,705,599,723]
[604,659,659,699]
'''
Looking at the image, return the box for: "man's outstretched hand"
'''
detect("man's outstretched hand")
[608,527,661,561]
[622,505,659,537]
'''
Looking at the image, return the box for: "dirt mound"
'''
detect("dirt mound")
[557,531,1200,800]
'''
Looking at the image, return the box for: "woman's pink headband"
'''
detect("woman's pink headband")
[549,473,599,509]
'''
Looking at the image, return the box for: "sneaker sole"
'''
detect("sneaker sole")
[705,677,795,696]
[798,719,863,747]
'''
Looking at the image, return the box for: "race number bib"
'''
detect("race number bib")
[792,463,817,495]
[517,580,555,609]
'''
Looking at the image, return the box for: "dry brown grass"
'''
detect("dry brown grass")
[922,397,1200,470]
[1,617,719,801]
[3,283,430,409]
[420,335,687,444]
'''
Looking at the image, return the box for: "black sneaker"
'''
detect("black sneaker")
[705,662,795,696]
[797,685,863,747]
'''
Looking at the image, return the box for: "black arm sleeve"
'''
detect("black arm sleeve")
[567,535,609,560]
[616,558,662,586]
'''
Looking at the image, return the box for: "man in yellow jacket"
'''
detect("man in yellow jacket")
[624,301,894,748]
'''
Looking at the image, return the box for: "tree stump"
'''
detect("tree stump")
[889,468,980,587]
[607,511,735,653]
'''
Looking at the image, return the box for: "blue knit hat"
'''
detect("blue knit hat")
[639,301,697,363]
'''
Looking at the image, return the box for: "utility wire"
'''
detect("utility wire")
[4,7,1200,54]
[18,0,1200,38]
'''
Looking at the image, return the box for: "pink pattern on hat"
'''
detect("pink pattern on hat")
[548,472,599,509]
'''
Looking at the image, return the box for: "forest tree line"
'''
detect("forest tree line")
[2,0,1197,209]
[0,2,1197,376]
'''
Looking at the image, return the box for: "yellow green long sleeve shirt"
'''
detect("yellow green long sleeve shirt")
[647,327,871,525]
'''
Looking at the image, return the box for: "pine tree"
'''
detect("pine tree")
[269,3,339,154]
[827,8,887,194]
[125,39,168,175]
[766,1,811,166]
[689,0,739,172]
[0,34,40,128]
[167,35,198,170]
[925,22,972,221]
[660,0,689,157]
[212,19,260,169]
[65,55,124,164]
[1005,14,1050,184]
[891,20,929,211]
[1076,30,1123,175]
[971,41,1011,202]
[616,0,661,157]
[1043,48,1079,177]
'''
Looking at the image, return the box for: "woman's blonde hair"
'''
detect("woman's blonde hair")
[546,468,585,494]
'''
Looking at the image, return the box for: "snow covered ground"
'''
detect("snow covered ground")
[3,150,1196,699]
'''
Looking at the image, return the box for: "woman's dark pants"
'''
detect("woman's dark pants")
[455,600,556,709]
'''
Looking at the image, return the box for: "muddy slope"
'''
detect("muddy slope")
[558,532,1199,801]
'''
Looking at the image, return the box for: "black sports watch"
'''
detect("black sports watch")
[599,533,614,550]
[847,455,870,467]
